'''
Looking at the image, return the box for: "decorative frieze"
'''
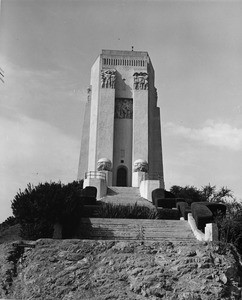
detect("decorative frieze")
[101,69,116,89]
[115,99,133,119]
[133,72,148,90]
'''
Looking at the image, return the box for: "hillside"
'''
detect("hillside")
[0,237,241,299]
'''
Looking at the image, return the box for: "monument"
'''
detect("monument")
[78,49,164,188]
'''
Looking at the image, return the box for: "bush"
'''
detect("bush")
[215,200,242,254]
[11,181,83,239]
[96,203,158,219]
[80,186,97,205]
[195,202,226,218]
[176,202,191,220]
[155,198,186,209]
[151,188,165,205]
[0,216,17,229]
[191,203,213,232]
[157,208,180,220]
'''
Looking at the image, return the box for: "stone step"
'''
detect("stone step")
[101,186,153,207]
[78,218,196,242]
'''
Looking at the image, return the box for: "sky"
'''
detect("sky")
[0,0,242,222]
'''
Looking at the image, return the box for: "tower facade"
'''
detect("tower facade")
[78,50,164,187]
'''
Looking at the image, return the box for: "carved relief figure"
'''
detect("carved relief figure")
[97,158,112,171]
[133,72,149,90]
[133,73,139,90]
[134,159,148,172]
[115,99,133,119]
[101,69,116,89]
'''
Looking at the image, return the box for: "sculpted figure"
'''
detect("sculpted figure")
[115,99,133,119]
[144,74,149,90]
[97,158,112,171]
[138,74,145,90]
[133,73,139,90]
[133,72,148,90]
[133,159,148,172]
[111,74,116,89]
[101,69,116,89]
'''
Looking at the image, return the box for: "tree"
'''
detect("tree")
[11,181,83,239]
[170,184,234,203]
[169,185,205,202]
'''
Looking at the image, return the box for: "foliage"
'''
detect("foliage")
[170,184,234,203]
[157,208,180,220]
[215,200,242,254]
[170,184,242,254]
[0,216,17,229]
[191,203,213,231]
[170,185,205,202]
[11,181,83,239]
[96,203,158,219]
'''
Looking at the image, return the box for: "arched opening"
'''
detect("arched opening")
[116,166,127,187]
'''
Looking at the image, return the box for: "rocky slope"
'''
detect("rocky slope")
[0,238,242,300]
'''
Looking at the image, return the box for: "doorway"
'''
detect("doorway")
[116,166,127,186]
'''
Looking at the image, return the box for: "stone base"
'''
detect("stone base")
[102,170,112,186]
[84,178,107,200]
[132,171,146,187]
[139,180,160,202]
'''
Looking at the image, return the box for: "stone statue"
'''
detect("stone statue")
[133,73,139,90]
[115,99,133,119]
[97,158,112,171]
[133,72,148,90]
[133,159,148,172]
[101,69,116,89]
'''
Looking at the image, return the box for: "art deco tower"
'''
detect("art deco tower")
[78,50,164,188]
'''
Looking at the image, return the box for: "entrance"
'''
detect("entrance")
[116,166,127,186]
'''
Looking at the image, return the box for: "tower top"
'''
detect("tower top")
[101,49,149,58]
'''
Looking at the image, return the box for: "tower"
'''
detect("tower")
[78,50,164,188]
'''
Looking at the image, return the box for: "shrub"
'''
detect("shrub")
[80,186,97,205]
[81,186,97,198]
[215,200,242,254]
[0,216,17,229]
[191,203,213,232]
[151,188,165,205]
[11,181,83,239]
[176,202,191,220]
[195,202,226,218]
[96,203,158,219]
[157,208,180,220]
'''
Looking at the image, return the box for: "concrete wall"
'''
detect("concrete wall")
[140,180,160,202]
[88,56,101,171]
[77,98,91,180]
[133,89,149,163]
[113,119,133,186]
[96,88,115,162]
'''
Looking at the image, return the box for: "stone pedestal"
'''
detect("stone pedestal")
[139,180,160,202]
[132,171,146,187]
[84,178,107,200]
[102,170,113,186]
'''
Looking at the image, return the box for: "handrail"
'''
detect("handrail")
[85,171,106,180]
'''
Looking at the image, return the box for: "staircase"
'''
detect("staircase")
[100,186,154,207]
[79,187,196,242]
[78,218,196,243]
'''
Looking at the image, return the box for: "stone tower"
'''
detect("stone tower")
[78,50,164,188]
